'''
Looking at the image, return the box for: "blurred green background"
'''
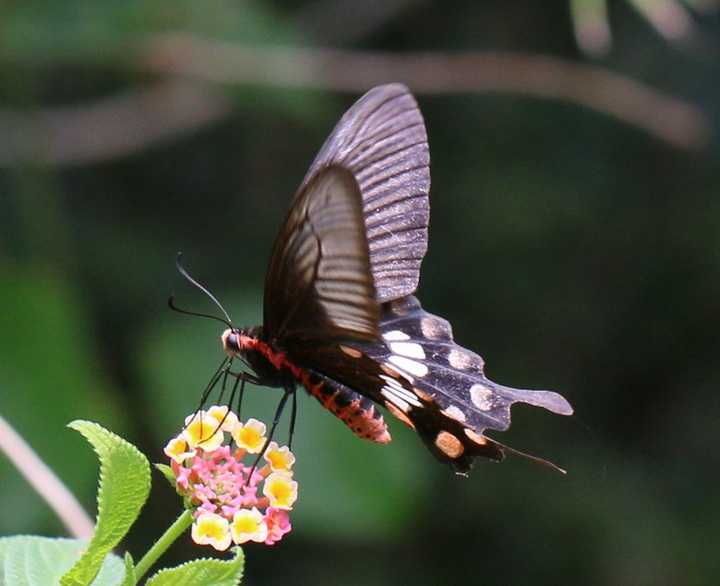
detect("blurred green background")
[2,1,719,584]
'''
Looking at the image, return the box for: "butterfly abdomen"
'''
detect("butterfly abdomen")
[300,370,392,444]
[237,332,392,443]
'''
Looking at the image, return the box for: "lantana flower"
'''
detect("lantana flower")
[263,471,298,510]
[182,410,225,451]
[191,512,232,551]
[264,507,292,545]
[231,418,267,453]
[263,441,296,472]
[206,405,239,432]
[165,406,298,550]
[163,436,196,464]
[231,507,268,544]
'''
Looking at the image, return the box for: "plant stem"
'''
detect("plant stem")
[134,509,193,581]
[0,413,94,538]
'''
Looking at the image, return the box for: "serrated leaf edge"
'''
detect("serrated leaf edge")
[145,547,245,586]
[60,420,151,586]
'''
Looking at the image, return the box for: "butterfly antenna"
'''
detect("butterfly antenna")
[175,252,233,325]
[168,296,234,329]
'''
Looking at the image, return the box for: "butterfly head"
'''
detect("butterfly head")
[221,326,263,358]
[221,327,246,357]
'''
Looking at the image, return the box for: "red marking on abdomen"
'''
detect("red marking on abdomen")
[238,335,390,443]
[301,371,391,444]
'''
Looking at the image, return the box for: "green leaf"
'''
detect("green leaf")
[0,536,124,586]
[153,463,177,490]
[119,553,136,586]
[60,421,151,586]
[145,547,244,586]
[0,266,127,535]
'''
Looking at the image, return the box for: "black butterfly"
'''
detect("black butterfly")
[176,84,573,475]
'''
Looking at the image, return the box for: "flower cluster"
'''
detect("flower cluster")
[164,406,298,550]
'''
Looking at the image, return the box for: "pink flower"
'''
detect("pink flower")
[166,409,299,550]
[264,508,292,546]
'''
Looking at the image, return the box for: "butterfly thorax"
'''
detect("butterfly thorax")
[221,326,300,388]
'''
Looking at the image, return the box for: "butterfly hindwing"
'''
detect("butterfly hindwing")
[371,296,573,432]
[299,83,430,303]
[287,295,572,473]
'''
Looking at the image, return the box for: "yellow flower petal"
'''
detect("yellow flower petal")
[192,513,232,551]
[231,507,268,544]
[263,471,298,510]
[163,435,196,464]
[207,405,239,432]
[183,411,224,451]
[263,441,295,472]
[231,418,267,453]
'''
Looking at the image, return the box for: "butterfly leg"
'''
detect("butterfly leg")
[195,356,229,411]
[226,369,262,385]
[224,369,263,421]
[288,387,298,450]
[184,355,230,433]
[234,374,245,421]
[211,372,242,431]
[217,359,234,404]
[246,387,294,481]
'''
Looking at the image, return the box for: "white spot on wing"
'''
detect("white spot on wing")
[442,405,467,423]
[448,348,476,370]
[383,330,410,341]
[390,342,426,359]
[420,316,452,340]
[388,355,429,378]
[421,317,440,339]
[379,375,422,407]
[381,389,410,412]
[469,383,494,411]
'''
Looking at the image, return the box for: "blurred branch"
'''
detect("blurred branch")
[143,35,709,149]
[295,0,424,44]
[571,0,719,58]
[0,79,231,166]
[629,0,695,42]
[0,413,94,538]
[570,0,612,57]
[0,37,709,166]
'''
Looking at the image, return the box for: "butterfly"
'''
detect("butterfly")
[175,83,573,475]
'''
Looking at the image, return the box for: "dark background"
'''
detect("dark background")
[2,1,719,584]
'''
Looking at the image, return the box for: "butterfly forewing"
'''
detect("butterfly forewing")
[300,84,430,303]
[263,165,380,344]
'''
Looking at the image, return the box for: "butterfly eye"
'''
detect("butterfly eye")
[222,329,241,354]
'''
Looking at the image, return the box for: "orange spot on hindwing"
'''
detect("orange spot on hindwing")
[385,402,416,430]
[434,431,464,459]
